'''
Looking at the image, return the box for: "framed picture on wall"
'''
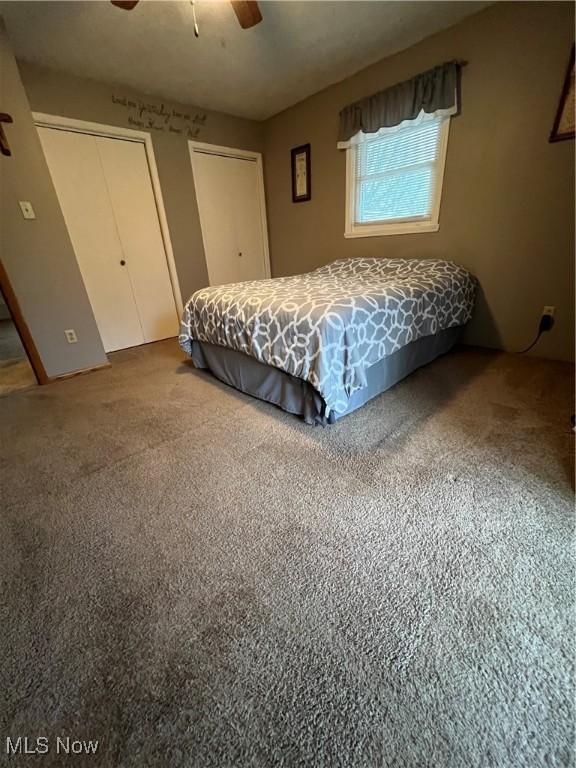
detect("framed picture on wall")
[550,46,575,142]
[291,143,311,202]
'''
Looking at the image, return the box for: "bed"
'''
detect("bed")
[179,258,476,424]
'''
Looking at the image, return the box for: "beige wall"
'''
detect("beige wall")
[263,2,575,361]
[18,62,265,303]
[0,18,107,377]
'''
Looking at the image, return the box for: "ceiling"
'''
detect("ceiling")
[1,1,488,121]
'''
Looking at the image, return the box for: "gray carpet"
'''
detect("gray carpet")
[0,339,574,768]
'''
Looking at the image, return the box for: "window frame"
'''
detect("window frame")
[344,115,451,239]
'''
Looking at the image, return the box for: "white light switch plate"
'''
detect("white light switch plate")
[19,201,36,220]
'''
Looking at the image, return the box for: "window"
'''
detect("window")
[345,113,450,238]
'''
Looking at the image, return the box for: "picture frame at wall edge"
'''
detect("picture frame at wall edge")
[291,143,311,202]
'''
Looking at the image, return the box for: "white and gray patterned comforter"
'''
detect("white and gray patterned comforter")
[179,258,476,415]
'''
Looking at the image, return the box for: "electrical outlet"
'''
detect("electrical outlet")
[64,329,78,344]
[542,306,555,318]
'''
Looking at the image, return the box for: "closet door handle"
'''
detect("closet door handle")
[120,260,126,266]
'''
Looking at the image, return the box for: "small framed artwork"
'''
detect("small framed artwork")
[291,143,311,202]
[550,46,575,143]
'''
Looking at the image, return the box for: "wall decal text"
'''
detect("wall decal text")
[111,95,207,138]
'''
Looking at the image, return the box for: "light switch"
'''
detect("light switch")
[19,201,36,220]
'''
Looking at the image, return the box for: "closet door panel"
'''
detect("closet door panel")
[96,137,178,343]
[228,158,267,283]
[38,127,144,352]
[191,151,240,287]
[192,152,268,287]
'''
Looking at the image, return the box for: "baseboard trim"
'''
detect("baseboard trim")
[48,361,111,383]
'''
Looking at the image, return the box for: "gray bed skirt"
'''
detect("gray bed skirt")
[190,326,462,425]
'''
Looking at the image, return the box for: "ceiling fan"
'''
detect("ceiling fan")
[111,1,262,30]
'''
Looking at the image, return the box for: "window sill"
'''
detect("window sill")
[344,221,440,238]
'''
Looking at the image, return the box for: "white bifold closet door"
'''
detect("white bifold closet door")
[38,127,178,353]
[191,150,269,286]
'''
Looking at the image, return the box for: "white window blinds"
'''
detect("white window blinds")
[353,114,447,225]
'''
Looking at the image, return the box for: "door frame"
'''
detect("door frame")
[188,140,271,280]
[33,112,184,315]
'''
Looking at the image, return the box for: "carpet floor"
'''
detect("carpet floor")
[0,339,574,768]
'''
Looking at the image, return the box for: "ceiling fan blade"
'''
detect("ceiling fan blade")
[230,1,262,29]
[111,1,139,9]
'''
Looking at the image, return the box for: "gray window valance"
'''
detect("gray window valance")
[337,61,462,148]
